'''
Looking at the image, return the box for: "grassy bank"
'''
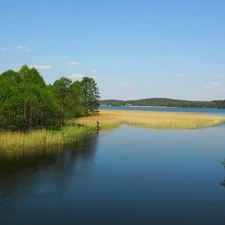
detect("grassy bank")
[0,126,89,152]
[0,109,224,152]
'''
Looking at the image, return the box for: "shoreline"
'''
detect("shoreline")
[100,105,177,108]
[1,109,225,152]
[128,105,177,108]
[100,105,225,110]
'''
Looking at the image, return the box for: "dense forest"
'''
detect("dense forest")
[100,98,225,108]
[0,65,100,131]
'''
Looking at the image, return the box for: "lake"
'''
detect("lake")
[100,105,225,116]
[1,107,225,225]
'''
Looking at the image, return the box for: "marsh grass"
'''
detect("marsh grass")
[0,109,224,152]
[0,126,87,152]
[76,109,225,130]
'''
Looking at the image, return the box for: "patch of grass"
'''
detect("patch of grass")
[0,125,88,152]
[76,109,225,130]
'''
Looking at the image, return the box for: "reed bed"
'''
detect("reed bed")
[0,126,87,152]
[0,109,224,152]
[76,109,225,130]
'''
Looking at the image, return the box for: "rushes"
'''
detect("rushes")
[76,109,225,130]
[0,126,87,152]
[0,109,224,152]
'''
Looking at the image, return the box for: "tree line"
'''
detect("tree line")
[0,65,100,131]
[100,98,225,108]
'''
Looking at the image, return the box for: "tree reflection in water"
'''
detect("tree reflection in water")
[0,132,99,199]
[220,158,225,187]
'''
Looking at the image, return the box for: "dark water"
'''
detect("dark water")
[1,108,225,225]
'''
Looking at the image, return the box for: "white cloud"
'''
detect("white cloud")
[178,74,184,78]
[1,47,7,51]
[66,62,80,66]
[125,83,130,86]
[218,76,224,79]
[202,82,222,89]
[90,70,97,74]
[16,45,31,52]
[69,73,84,80]
[29,65,52,70]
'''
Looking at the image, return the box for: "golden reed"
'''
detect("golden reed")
[76,109,225,130]
[0,109,224,151]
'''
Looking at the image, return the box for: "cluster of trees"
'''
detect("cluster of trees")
[0,65,100,131]
[212,100,225,109]
[100,98,225,109]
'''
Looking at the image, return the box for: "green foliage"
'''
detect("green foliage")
[220,159,225,165]
[24,68,46,87]
[68,81,85,117]
[0,65,100,131]
[52,77,73,126]
[0,70,22,83]
[81,77,100,115]
[19,64,29,77]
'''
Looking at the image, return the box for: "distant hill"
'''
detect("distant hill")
[100,98,225,109]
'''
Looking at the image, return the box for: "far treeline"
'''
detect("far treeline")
[100,98,225,108]
[0,65,100,131]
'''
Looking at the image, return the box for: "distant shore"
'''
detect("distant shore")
[100,105,177,108]
[100,98,225,109]
[126,105,177,108]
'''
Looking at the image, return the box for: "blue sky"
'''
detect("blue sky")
[1,0,225,101]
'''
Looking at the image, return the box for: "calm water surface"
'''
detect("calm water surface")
[1,108,225,225]
[100,105,225,116]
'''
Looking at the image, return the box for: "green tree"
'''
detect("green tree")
[0,65,60,131]
[24,67,46,87]
[0,69,22,83]
[68,81,86,117]
[0,70,22,130]
[0,65,101,131]
[52,77,72,126]
[19,64,29,77]
[81,77,100,115]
